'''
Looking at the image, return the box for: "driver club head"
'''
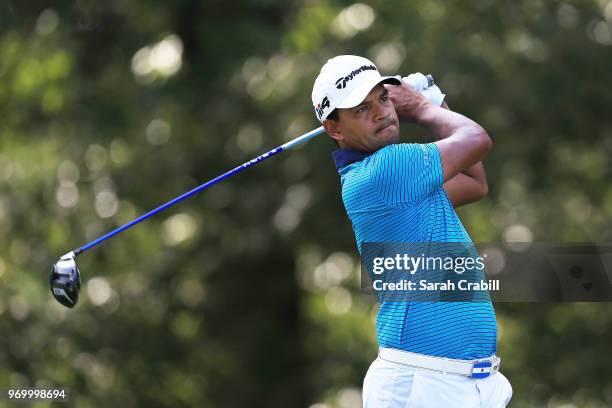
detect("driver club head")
[50,252,81,308]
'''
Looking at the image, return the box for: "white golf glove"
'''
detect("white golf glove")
[401,72,445,106]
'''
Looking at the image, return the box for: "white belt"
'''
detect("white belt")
[378,347,501,379]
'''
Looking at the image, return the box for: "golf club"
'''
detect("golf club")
[50,126,325,308]
[50,73,438,308]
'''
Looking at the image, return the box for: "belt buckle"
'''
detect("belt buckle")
[471,358,499,379]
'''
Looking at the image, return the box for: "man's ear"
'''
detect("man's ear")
[323,119,343,143]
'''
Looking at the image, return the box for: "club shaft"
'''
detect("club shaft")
[74,126,325,256]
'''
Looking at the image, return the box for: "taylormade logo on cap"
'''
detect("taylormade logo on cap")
[311,55,401,122]
[335,64,377,89]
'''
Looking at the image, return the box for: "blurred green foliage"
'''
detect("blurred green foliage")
[1,0,612,407]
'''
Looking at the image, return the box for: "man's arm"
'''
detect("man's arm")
[387,84,492,185]
[443,166,488,208]
[439,101,489,207]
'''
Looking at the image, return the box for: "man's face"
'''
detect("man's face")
[324,84,400,152]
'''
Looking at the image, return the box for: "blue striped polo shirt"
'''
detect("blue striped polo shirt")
[333,143,497,360]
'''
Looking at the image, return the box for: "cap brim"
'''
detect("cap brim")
[336,75,402,109]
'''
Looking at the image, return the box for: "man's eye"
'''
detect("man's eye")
[356,106,367,113]
[381,95,389,102]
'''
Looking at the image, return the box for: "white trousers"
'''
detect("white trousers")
[363,357,513,408]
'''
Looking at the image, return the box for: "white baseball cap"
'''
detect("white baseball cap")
[311,55,401,122]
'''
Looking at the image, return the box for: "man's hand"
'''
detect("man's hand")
[387,83,491,183]
[402,73,446,106]
[385,83,430,122]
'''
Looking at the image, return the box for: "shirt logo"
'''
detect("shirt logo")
[315,96,330,119]
[335,64,377,89]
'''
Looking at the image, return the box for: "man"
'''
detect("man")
[311,55,512,407]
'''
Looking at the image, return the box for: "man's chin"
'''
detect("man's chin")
[377,124,399,145]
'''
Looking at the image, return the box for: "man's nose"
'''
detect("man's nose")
[372,102,389,121]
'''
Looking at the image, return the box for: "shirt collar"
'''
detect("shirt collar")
[332,148,372,169]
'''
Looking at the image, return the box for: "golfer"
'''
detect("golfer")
[312,55,512,407]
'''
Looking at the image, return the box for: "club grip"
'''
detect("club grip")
[426,74,434,87]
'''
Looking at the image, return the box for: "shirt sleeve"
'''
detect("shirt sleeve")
[370,143,444,205]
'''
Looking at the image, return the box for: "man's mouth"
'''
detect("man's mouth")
[376,121,396,133]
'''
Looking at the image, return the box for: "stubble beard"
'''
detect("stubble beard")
[375,121,400,148]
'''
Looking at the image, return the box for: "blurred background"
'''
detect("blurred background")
[1,0,612,407]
